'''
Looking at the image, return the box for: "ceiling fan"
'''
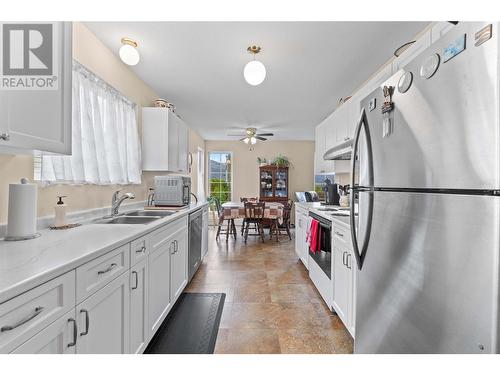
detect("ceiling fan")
[227,127,274,145]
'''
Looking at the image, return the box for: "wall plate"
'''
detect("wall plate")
[420,53,440,79]
[443,34,466,63]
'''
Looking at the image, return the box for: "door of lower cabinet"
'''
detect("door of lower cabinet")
[148,239,172,337]
[130,258,149,354]
[171,228,188,304]
[11,310,76,354]
[333,243,350,325]
[76,272,130,354]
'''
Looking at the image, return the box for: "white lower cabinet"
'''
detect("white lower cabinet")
[294,208,309,269]
[75,272,130,354]
[170,228,188,304]
[332,224,356,337]
[129,258,149,354]
[148,236,172,337]
[11,310,76,354]
[2,207,204,354]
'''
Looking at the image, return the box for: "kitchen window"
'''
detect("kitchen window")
[208,151,232,204]
[34,61,141,185]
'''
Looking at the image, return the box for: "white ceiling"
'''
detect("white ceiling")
[85,22,429,141]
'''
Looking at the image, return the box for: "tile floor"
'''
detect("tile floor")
[185,227,354,354]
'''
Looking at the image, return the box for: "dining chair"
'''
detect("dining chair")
[243,202,266,243]
[270,200,293,241]
[240,197,259,235]
[214,197,237,241]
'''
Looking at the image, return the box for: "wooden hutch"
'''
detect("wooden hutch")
[259,165,289,203]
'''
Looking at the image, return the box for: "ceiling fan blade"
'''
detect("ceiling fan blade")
[239,137,248,141]
[255,136,267,141]
[256,133,274,136]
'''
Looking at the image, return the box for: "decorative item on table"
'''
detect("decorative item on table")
[5,178,40,241]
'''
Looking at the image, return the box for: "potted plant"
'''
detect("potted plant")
[256,157,268,167]
[271,154,291,168]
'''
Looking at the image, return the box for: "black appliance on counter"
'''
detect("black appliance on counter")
[323,178,340,205]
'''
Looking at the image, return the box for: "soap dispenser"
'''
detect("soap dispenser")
[54,195,68,227]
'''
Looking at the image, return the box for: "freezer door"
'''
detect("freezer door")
[354,191,500,353]
[359,22,499,190]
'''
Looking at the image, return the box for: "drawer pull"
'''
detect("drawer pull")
[67,318,77,347]
[335,231,344,237]
[80,309,89,336]
[0,306,44,332]
[97,263,117,275]
[131,271,138,290]
[136,245,146,254]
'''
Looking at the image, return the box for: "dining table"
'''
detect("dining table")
[221,201,284,221]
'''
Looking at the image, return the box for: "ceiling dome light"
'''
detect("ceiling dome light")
[119,37,140,66]
[244,45,266,86]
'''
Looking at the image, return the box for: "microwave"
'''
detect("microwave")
[154,176,191,207]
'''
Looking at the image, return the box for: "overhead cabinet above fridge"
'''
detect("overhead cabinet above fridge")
[142,108,189,173]
[0,22,73,154]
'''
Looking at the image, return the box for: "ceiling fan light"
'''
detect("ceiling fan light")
[243,137,250,144]
[244,60,266,86]
[250,136,257,145]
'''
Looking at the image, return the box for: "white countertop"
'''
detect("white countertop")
[295,202,353,228]
[0,202,208,304]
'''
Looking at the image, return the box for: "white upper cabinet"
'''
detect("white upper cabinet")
[0,22,72,154]
[142,108,189,173]
[392,29,431,72]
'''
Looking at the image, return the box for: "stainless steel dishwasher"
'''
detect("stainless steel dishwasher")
[188,208,203,281]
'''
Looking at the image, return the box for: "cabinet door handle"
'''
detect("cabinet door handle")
[346,254,352,269]
[136,245,146,254]
[0,306,44,332]
[174,240,178,253]
[131,271,138,290]
[335,231,344,238]
[98,263,117,275]
[342,251,347,266]
[170,242,175,255]
[0,133,10,141]
[80,309,89,336]
[67,318,77,347]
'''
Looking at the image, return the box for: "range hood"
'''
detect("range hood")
[323,139,353,160]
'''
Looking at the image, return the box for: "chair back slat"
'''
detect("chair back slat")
[244,202,265,220]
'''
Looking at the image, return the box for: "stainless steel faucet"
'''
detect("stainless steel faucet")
[111,189,135,216]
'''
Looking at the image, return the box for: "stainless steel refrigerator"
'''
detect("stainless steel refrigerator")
[350,22,500,353]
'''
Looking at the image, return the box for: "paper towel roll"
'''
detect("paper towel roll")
[5,180,39,241]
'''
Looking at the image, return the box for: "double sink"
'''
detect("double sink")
[95,210,176,225]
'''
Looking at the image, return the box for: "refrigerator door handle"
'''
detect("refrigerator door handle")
[350,107,374,270]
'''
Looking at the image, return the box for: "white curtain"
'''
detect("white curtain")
[41,62,142,185]
[197,147,206,202]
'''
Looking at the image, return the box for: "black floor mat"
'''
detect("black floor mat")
[144,292,226,354]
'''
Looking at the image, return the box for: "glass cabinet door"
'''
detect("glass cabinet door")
[260,169,274,198]
[275,169,288,198]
